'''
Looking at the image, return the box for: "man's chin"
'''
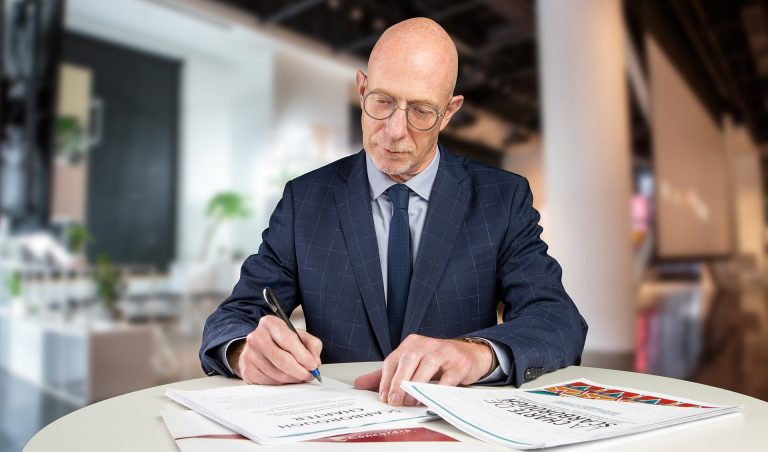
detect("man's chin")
[380,166,412,178]
[371,155,411,177]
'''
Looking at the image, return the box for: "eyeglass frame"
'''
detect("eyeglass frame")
[360,85,453,131]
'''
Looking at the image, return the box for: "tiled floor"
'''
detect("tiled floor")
[0,369,79,452]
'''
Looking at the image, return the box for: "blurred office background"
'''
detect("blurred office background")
[1,0,767,449]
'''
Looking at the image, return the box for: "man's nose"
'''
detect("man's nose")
[384,105,409,141]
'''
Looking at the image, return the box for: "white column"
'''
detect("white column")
[537,0,635,357]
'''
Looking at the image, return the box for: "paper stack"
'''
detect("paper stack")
[402,378,742,449]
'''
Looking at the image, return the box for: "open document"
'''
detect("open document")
[166,378,435,445]
[402,378,742,450]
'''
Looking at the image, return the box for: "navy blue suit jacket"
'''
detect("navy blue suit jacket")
[200,145,587,386]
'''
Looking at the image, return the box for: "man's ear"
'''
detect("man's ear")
[355,70,367,106]
[439,95,464,131]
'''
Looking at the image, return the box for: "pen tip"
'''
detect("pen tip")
[317,375,323,383]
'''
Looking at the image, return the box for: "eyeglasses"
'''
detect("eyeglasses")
[361,91,446,131]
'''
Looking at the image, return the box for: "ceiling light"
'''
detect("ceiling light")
[350,7,363,21]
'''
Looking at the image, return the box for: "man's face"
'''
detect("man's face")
[356,64,462,183]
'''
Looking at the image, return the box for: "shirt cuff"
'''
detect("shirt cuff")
[471,338,510,384]
[219,337,246,375]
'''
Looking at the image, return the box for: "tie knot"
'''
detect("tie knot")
[387,184,410,210]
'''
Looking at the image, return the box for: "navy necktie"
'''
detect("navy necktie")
[386,184,412,350]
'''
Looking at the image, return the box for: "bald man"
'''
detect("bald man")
[200,18,587,406]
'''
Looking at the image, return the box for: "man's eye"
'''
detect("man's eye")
[412,106,432,116]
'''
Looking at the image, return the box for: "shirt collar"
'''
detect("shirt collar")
[366,146,440,201]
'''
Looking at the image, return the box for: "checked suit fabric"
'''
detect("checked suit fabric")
[200,144,588,386]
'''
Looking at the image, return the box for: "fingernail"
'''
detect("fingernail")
[389,392,401,406]
[379,391,387,402]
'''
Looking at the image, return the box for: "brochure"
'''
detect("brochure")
[401,378,742,449]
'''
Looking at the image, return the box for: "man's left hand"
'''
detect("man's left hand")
[353,334,494,406]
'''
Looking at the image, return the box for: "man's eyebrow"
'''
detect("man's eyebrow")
[369,88,439,107]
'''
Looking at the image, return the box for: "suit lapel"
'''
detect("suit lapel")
[402,146,470,340]
[334,151,392,357]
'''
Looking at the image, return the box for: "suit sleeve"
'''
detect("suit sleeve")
[470,177,588,386]
[199,182,300,377]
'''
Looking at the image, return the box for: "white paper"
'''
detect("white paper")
[402,378,742,449]
[161,410,260,452]
[166,377,435,445]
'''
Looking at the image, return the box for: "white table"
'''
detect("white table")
[24,363,768,451]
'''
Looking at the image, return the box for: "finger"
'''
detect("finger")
[298,330,323,363]
[241,360,281,385]
[386,353,422,406]
[401,357,442,406]
[248,320,304,383]
[378,351,401,402]
[354,369,382,391]
[256,350,305,384]
[244,328,309,383]
[401,395,421,407]
[266,321,320,373]
[438,368,462,387]
[410,356,442,383]
[258,337,313,382]
[239,346,281,385]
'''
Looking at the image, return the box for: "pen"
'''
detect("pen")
[262,287,322,383]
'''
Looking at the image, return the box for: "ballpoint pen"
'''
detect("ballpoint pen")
[263,287,323,383]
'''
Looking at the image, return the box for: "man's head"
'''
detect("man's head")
[356,18,464,183]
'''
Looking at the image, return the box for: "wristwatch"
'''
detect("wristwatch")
[454,337,498,378]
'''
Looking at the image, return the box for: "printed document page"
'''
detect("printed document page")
[161,410,459,452]
[402,378,741,449]
[167,377,434,445]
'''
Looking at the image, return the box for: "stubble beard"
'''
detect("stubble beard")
[370,142,416,177]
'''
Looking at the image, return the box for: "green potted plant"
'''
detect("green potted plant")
[67,224,92,264]
[93,254,125,320]
[55,115,88,163]
[200,192,251,260]
[6,270,23,314]
[7,270,22,299]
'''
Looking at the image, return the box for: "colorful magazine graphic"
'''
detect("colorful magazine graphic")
[526,381,714,408]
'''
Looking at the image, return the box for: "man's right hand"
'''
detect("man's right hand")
[227,315,322,385]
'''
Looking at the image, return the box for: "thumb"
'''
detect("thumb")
[354,368,383,391]
[298,330,323,364]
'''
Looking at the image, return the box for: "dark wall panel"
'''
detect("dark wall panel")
[62,32,180,270]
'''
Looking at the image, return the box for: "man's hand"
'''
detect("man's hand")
[353,334,494,406]
[228,315,322,385]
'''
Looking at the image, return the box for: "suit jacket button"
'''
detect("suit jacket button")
[524,368,534,380]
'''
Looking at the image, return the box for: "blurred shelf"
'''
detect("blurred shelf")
[0,310,154,405]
